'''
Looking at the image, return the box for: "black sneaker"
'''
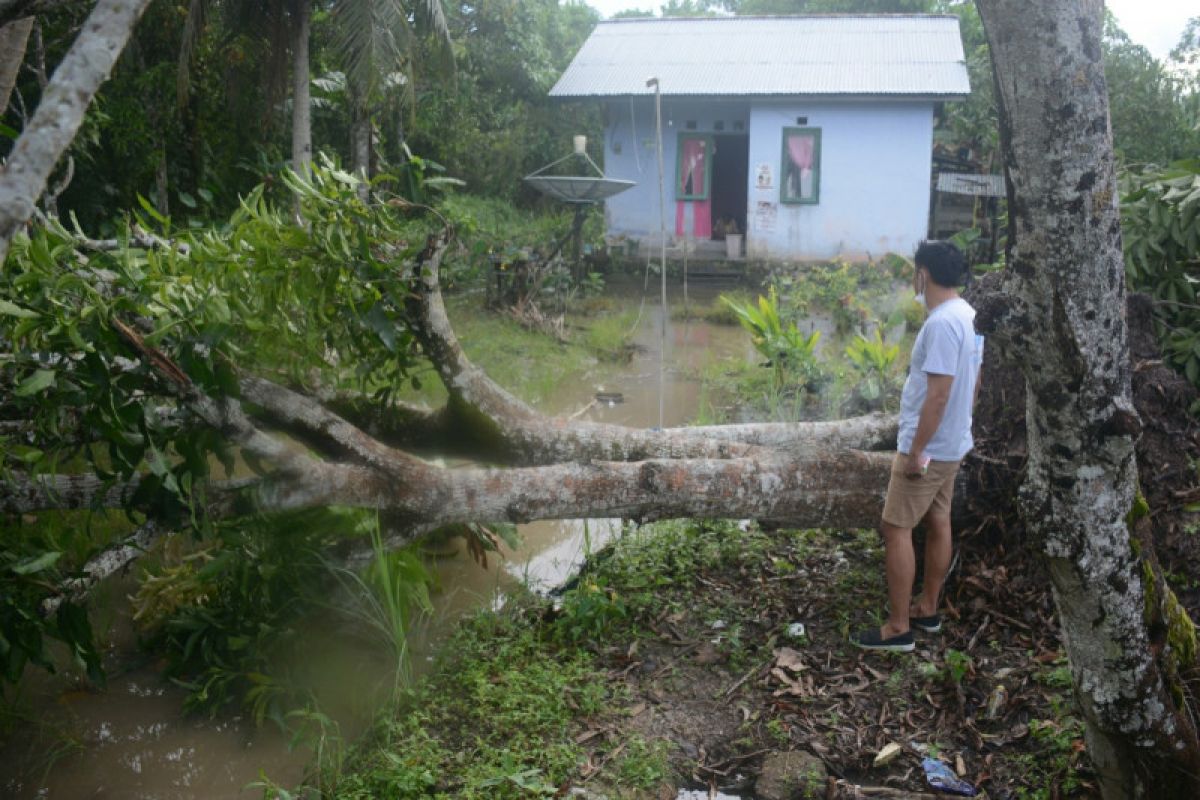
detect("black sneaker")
[849,628,914,652]
[910,613,942,634]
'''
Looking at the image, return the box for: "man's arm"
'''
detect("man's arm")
[905,373,954,477]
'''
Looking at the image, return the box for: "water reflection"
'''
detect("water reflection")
[0,280,755,798]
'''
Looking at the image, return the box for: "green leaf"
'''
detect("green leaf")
[0,299,39,319]
[136,194,169,226]
[15,369,56,396]
[11,551,62,575]
[7,445,44,464]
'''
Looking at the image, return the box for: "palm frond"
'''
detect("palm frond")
[413,0,453,72]
[334,0,414,104]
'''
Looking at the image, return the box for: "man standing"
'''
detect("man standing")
[851,241,982,652]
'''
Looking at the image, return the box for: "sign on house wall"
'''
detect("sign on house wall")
[755,163,773,190]
[754,201,777,233]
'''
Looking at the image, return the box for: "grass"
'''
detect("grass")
[578,309,641,363]
[328,602,619,799]
[390,294,598,409]
[671,290,753,326]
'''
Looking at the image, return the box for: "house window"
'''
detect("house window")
[780,127,821,204]
[676,134,712,200]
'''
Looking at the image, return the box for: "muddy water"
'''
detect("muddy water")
[0,281,755,799]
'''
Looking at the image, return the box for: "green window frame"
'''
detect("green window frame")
[675,133,713,201]
[780,127,822,205]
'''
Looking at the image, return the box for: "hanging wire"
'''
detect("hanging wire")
[629,95,643,174]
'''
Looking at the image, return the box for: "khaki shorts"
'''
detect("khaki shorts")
[881,453,961,529]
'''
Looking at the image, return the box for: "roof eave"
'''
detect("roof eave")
[548,92,970,102]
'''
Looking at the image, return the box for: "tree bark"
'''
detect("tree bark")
[290,0,311,175]
[350,101,370,202]
[154,145,169,217]
[0,0,154,265]
[976,1,1200,795]
[0,16,33,115]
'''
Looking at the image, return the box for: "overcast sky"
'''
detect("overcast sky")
[583,1,1196,61]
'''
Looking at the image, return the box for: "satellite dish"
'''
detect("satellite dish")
[523,175,636,204]
[523,142,635,204]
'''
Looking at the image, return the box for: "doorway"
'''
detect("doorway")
[710,134,749,240]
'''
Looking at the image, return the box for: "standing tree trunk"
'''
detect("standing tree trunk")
[975,1,1200,796]
[0,16,33,115]
[350,100,370,202]
[290,0,311,175]
[0,0,154,265]
[154,145,169,216]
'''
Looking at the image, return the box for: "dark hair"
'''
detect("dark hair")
[914,240,969,288]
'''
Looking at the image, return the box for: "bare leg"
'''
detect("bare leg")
[913,511,952,617]
[881,522,914,638]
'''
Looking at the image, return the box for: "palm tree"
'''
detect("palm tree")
[331,0,452,199]
[178,0,451,200]
[177,0,312,174]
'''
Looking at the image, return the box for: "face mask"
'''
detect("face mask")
[914,273,927,310]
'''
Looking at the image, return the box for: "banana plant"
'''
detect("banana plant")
[722,288,823,388]
[845,328,901,409]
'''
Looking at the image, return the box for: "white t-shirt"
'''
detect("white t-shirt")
[896,297,982,462]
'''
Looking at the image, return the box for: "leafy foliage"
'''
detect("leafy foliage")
[0,162,440,690]
[138,509,359,720]
[844,328,902,411]
[332,606,613,799]
[723,287,823,390]
[1121,159,1200,386]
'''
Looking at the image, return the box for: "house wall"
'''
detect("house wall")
[602,98,750,249]
[745,100,934,261]
[601,97,934,262]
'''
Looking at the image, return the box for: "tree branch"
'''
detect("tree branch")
[239,374,427,481]
[40,520,169,616]
[404,232,898,464]
[0,0,153,264]
[1,471,142,514]
[244,447,891,541]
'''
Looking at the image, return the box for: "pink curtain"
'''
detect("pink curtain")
[675,137,711,237]
[680,137,707,196]
[675,200,712,238]
[786,134,814,170]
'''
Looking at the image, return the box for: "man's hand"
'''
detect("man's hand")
[904,450,928,480]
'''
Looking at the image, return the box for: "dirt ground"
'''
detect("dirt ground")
[575,525,1095,799]
[573,292,1200,800]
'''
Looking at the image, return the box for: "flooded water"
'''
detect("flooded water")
[0,280,756,798]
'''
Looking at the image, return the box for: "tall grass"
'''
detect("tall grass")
[324,519,433,701]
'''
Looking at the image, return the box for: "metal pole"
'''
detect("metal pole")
[648,76,666,429]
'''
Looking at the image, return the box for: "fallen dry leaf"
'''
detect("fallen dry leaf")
[873,742,903,767]
[773,646,805,673]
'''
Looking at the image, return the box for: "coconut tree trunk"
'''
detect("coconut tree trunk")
[349,87,369,202]
[290,0,311,175]
[975,1,1200,796]
[0,16,33,115]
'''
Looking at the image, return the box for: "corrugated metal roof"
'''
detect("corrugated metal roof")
[550,15,970,98]
[937,172,1005,196]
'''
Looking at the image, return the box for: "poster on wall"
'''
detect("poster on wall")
[755,163,773,190]
[755,201,777,233]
